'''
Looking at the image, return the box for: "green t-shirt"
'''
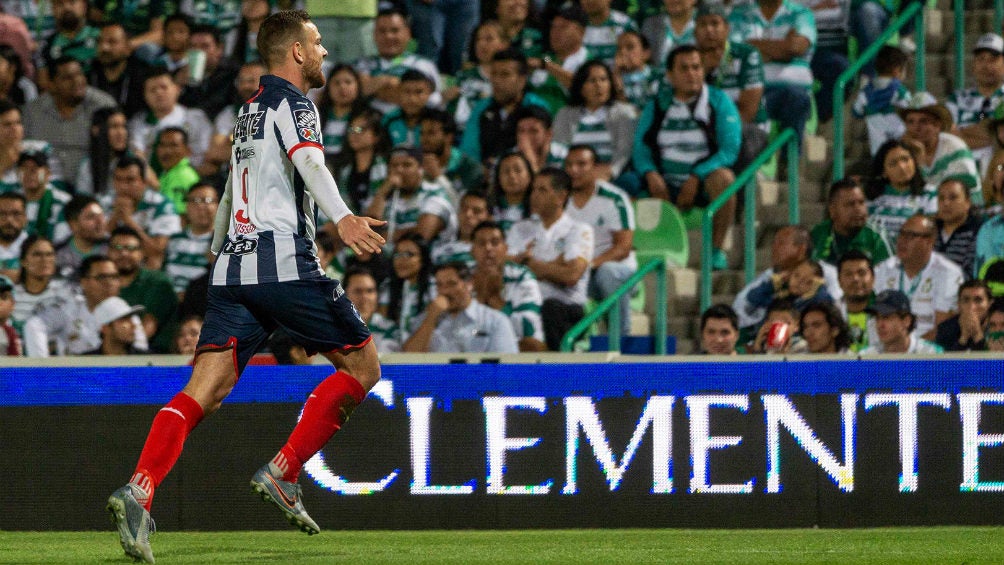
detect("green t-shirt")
[120,268,179,354]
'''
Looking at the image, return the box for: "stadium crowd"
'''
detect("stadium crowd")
[0,0,1002,358]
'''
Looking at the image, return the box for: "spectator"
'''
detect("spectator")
[564,144,637,337]
[0,100,61,191]
[153,12,192,75]
[514,104,567,173]
[432,190,490,267]
[101,155,182,269]
[935,279,993,351]
[85,296,146,355]
[810,177,892,266]
[946,33,1004,173]
[852,45,910,157]
[420,108,485,198]
[553,60,638,182]
[746,258,832,321]
[22,56,116,176]
[837,248,879,352]
[802,0,851,124]
[403,261,519,353]
[0,274,18,355]
[47,0,104,88]
[698,303,739,355]
[849,0,901,77]
[641,0,696,69]
[88,0,166,61]
[447,20,507,129]
[0,192,28,281]
[76,107,145,197]
[693,2,768,175]
[0,7,36,81]
[633,44,741,270]
[975,197,1004,282]
[333,109,391,213]
[982,103,1004,208]
[89,23,154,119]
[733,224,841,338]
[495,0,544,59]
[173,313,202,356]
[528,3,590,113]
[109,225,178,353]
[460,47,549,165]
[613,30,660,113]
[470,219,546,351]
[581,0,638,66]
[128,69,213,168]
[986,300,1004,351]
[507,167,594,350]
[491,150,534,232]
[54,195,107,280]
[164,183,217,299]
[343,267,400,353]
[860,289,943,354]
[178,25,240,120]
[899,91,983,205]
[874,214,964,340]
[175,0,243,53]
[0,44,37,106]
[152,127,200,215]
[230,0,270,63]
[747,298,809,354]
[865,139,935,247]
[365,145,457,246]
[22,253,146,355]
[15,149,72,245]
[382,69,434,147]
[934,178,982,277]
[317,63,367,160]
[206,59,266,180]
[355,8,442,115]
[11,235,73,332]
[379,232,436,342]
[728,0,815,144]
[409,0,479,75]
[800,301,853,354]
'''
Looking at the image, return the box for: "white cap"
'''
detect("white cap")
[93,297,144,327]
[974,33,1004,55]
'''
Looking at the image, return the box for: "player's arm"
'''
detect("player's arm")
[211,171,234,255]
[290,145,386,254]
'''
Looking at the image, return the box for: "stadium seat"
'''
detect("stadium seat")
[633,198,690,268]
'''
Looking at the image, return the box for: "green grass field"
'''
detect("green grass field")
[1,527,1002,564]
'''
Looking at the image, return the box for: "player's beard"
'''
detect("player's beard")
[304,58,324,90]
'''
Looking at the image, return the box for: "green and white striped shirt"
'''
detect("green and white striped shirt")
[707,41,766,125]
[499,261,544,342]
[728,0,816,89]
[584,10,638,65]
[921,133,983,206]
[867,184,938,248]
[164,228,212,294]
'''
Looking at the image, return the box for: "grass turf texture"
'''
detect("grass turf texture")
[0,527,1001,564]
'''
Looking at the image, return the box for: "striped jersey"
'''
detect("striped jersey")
[100,188,182,239]
[23,185,72,245]
[921,133,983,206]
[620,66,661,112]
[499,262,545,342]
[211,74,330,286]
[652,86,715,186]
[451,66,492,130]
[565,180,637,269]
[431,239,474,267]
[584,10,638,65]
[707,41,766,125]
[728,0,816,88]
[386,182,457,247]
[0,231,27,273]
[570,106,615,163]
[379,278,437,342]
[866,185,937,248]
[946,85,1004,129]
[354,54,441,115]
[641,14,695,73]
[164,228,212,294]
[322,108,351,156]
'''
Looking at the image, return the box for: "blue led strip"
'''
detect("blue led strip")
[1,359,1003,407]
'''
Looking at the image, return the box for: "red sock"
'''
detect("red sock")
[132,392,204,510]
[275,372,366,482]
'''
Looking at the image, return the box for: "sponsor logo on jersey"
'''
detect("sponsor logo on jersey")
[233,110,265,142]
[299,127,319,142]
[222,238,258,255]
[234,146,255,164]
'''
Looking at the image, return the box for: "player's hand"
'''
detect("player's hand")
[337,215,387,255]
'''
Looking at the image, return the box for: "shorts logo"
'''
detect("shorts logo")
[222,238,258,255]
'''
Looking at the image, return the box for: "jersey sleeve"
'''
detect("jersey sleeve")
[276,98,324,159]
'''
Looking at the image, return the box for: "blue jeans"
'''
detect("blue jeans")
[851,1,890,77]
[589,261,636,336]
[408,0,481,75]
[764,84,811,144]
[810,47,850,123]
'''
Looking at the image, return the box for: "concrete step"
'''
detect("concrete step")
[670,293,735,316]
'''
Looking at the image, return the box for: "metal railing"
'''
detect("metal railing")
[559,257,668,353]
[833,2,925,180]
[957,0,1004,89]
[699,129,800,313]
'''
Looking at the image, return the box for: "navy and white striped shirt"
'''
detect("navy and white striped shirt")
[211,75,328,286]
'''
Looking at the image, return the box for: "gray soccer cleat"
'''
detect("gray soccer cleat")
[107,484,156,563]
[250,463,321,535]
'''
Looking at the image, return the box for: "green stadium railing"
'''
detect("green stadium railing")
[833,1,925,180]
[699,128,800,314]
[559,257,668,353]
[957,0,1004,89]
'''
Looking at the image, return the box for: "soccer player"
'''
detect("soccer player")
[106,11,387,564]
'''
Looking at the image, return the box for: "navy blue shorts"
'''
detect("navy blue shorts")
[197,277,371,374]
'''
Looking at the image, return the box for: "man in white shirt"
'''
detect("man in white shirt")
[873,214,964,340]
[127,69,212,168]
[403,261,519,354]
[507,167,594,350]
[564,144,637,336]
[860,289,943,354]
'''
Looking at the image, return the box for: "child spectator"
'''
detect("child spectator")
[614,30,659,113]
[748,259,833,316]
[748,298,810,354]
[852,45,911,157]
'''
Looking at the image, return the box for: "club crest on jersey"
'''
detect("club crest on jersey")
[294,109,317,128]
[222,238,258,255]
[233,110,265,142]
